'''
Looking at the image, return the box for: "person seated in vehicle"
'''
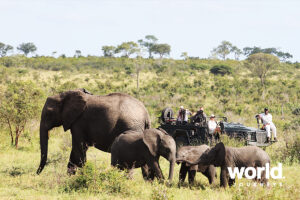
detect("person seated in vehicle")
[192,107,207,126]
[256,108,277,142]
[207,114,220,143]
[177,106,185,124]
[177,106,191,125]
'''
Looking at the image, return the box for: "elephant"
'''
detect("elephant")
[176,145,216,185]
[111,128,176,181]
[36,89,151,174]
[177,142,270,188]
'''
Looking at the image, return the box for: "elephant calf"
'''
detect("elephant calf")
[111,128,176,181]
[176,145,216,185]
[178,142,271,188]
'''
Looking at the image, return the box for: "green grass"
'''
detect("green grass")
[0,128,299,200]
[0,57,299,199]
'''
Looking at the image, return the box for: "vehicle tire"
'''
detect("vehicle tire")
[161,107,174,123]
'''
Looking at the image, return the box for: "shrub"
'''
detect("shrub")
[64,162,131,196]
[189,63,209,71]
[210,64,232,75]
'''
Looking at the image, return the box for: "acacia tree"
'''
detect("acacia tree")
[138,35,158,58]
[0,81,42,148]
[0,42,13,57]
[151,43,171,58]
[244,53,280,98]
[115,41,139,57]
[211,41,234,60]
[102,45,116,57]
[231,46,242,60]
[17,42,37,56]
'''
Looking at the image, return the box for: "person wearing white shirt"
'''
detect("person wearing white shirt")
[208,114,217,134]
[258,108,277,142]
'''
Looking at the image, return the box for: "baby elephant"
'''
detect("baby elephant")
[176,145,216,185]
[178,142,271,188]
[111,128,176,181]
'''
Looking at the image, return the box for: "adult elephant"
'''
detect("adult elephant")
[36,89,151,174]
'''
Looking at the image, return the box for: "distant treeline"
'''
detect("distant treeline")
[0,35,294,61]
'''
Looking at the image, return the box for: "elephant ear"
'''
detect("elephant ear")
[214,142,226,166]
[61,90,87,131]
[143,129,163,157]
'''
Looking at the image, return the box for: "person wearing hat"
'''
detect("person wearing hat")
[177,106,186,124]
[257,108,277,142]
[208,114,217,135]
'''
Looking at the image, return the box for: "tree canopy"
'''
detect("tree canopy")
[115,42,139,58]
[0,42,13,57]
[151,43,171,58]
[17,42,37,56]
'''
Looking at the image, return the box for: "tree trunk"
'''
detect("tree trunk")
[15,134,19,149]
[7,119,14,145]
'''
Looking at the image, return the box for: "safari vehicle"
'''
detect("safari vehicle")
[158,108,273,147]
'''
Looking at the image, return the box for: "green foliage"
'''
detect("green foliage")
[102,45,116,57]
[210,64,232,75]
[190,63,210,71]
[64,162,131,196]
[151,182,174,200]
[17,42,37,56]
[0,80,43,148]
[0,42,13,57]
[151,44,171,58]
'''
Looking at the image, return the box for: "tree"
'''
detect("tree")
[151,43,171,58]
[231,46,242,60]
[181,52,188,60]
[211,41,234,60]
[138,35,158,58]
[210,65,232,76]
[244,53,280,98]
[115,41,139,57]
[0,81,42,148]
[102,45,116,57]
[17,42,37,56]
[75,50,82,58]
[243,46,293,61]
[0,42,13,57]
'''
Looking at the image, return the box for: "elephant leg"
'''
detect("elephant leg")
[67,134,88,175]
[228,177,235,186]
[179,164,188,184]
[203,165,216,184]
[141,164,155,181]
[188,169,196,185]
[220,166,229,188]
[146,159,163,180]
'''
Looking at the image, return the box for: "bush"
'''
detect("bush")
[210,64,232,75]
[189,63,209,71]
[64,162,131,196]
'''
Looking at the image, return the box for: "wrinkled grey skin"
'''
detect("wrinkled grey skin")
[179,142,271,187]
[37,89,151,174]
[176,145,216,185]
[111,129,176,181]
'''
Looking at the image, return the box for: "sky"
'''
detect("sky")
[0,0,299,61]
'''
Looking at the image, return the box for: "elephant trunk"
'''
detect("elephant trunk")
[36,122,49,174]
[168,158,175,181]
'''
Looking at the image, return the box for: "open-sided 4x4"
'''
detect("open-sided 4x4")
[158,107,274,147]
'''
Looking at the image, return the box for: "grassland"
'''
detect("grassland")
[0,56,299,199]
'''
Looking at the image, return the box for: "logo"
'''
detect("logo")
[227,163,284,180]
